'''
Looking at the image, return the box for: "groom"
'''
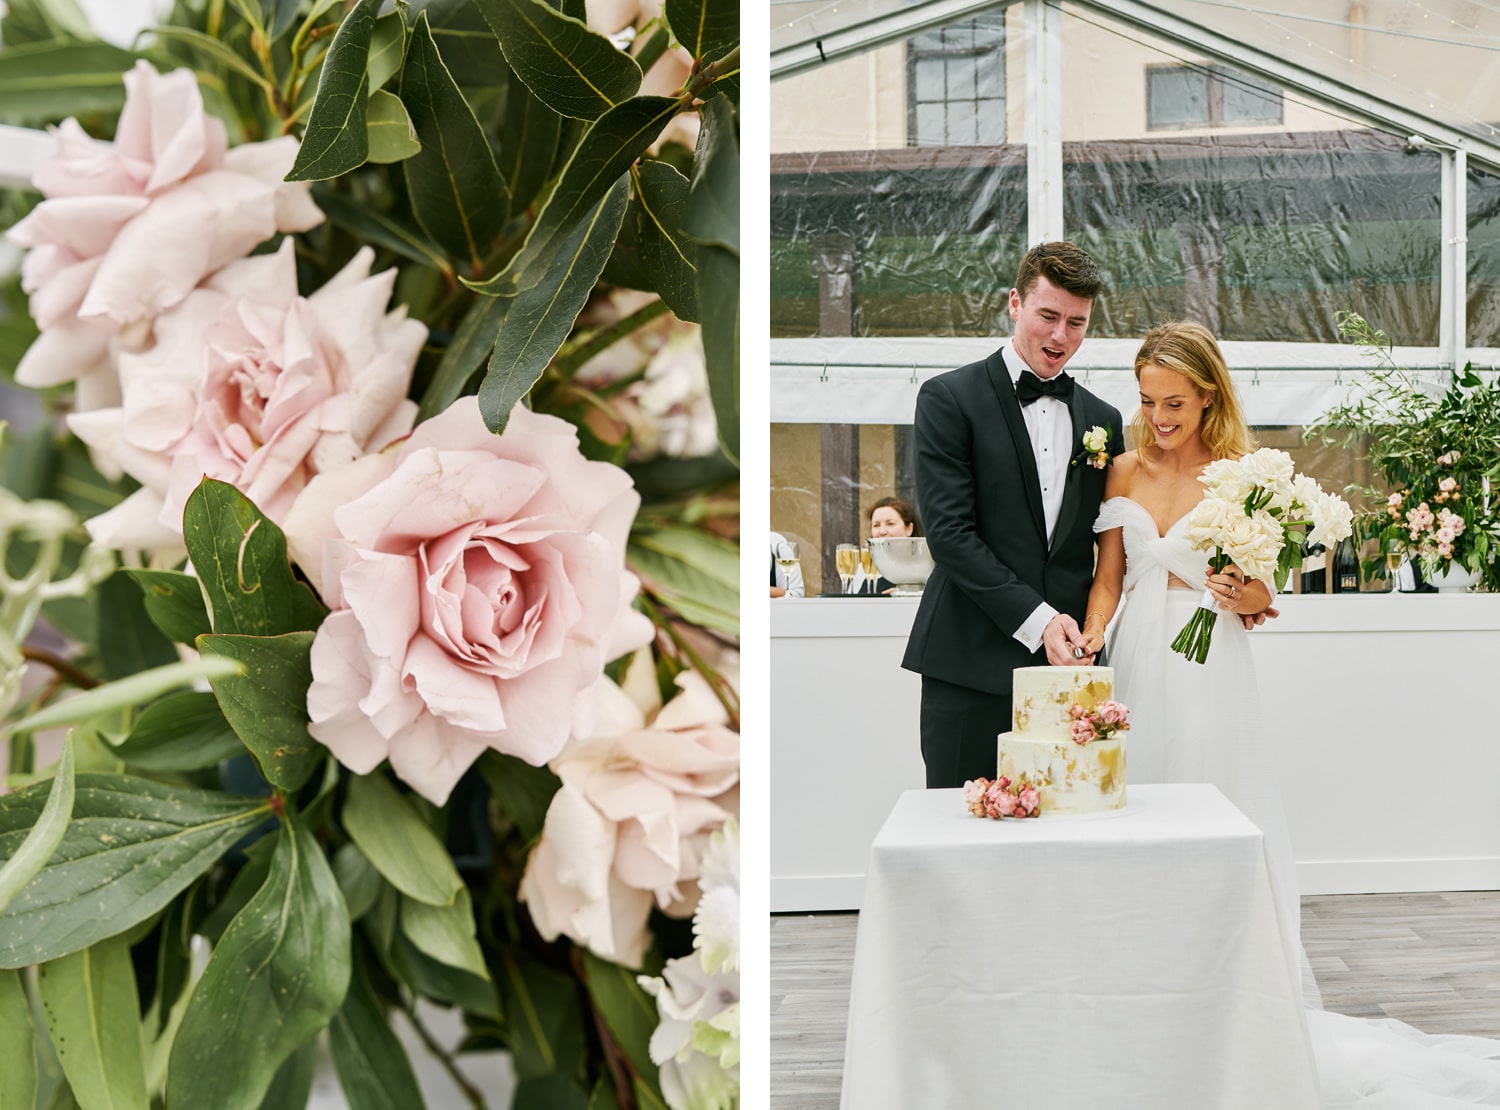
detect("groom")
[902,242,1125,789]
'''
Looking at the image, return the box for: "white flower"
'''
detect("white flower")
[638,955,740,1110]
[693,819,738,975]
[1082,425,1107,454]
[1183,495,1236,552]
[1218,509,1285,583]
[1306,488,1354,549]
[1198,458,1255,504]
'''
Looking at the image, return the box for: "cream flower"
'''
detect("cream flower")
[639,955,740,1110]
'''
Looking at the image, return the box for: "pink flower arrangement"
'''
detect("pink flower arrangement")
[1067,700,1131,745]
[964,776,1041,820]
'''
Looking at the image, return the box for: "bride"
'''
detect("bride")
[1075,320,1500,1106]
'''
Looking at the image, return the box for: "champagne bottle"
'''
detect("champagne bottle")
[1332,536,1360,593]
[1300,542,1327,594]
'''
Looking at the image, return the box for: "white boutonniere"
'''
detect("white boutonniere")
[1074,425,1111,470]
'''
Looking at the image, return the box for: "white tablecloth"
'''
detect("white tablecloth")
[840,785,1321,1110]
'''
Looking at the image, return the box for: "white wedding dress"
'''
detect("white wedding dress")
[1098,495,1500,1107]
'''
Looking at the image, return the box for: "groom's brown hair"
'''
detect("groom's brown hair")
[1014,241,1103,301]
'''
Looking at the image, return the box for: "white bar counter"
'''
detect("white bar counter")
[771,593,1500,911]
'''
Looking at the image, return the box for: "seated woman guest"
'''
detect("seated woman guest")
[860,496,922,595]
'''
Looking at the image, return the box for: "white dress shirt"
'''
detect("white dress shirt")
[1006,338,1072,652]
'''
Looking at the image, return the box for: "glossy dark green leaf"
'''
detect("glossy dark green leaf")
[581,949,661,1090]
[366,88,422,163]
[264,0,301,41]
[514,1076,589,1110]
[474,0,640,120]
[390,930,500,1018]
[286,0,382,181]
[98,569,179,680]
[0,969,36,1110]
[478,175,629,433]
[399,888,488,979]
[309,184,451,273]
[498,62,563,217]
[417,292,509,422]
[182,479,327,637]
[409,0,507,86]
[500,954,587,1079]
[400,10,509,271]
[151,893,195,1036]
[124,569,212,645]
[0,775,272,968]
[0,40,135,123]
[367,13,406,91]
[257,1041,317,1110]
[697,243,738,465]
[344,772,464,908]
[634,160,699,321]
[167,821,351,1110]
[685,94,737,253]
[476,750,559,843]
[664,0,736,60]
[469,95,678,296]
[38,936,148,1110]
[114,691,242,773]
[198,632,321,792]
[329,967,425,1110]
[628,525,738,636]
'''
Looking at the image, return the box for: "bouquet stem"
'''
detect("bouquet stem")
[1171,550,1231,665]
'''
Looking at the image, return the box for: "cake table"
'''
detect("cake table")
[839,784,1320,1110]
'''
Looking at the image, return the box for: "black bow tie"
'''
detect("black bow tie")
[1016,372,1074,406]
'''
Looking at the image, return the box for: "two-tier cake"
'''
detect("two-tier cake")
[995,666,1127,815]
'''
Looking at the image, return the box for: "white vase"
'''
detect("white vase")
[1431,563,1482,592]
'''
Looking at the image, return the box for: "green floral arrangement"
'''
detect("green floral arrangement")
[0,1,740,1108]
[1310,311,1500,591]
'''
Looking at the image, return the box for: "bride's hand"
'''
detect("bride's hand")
[1206,564,1246,612]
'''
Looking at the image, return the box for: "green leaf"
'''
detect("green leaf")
[140,25,273,91]
[416,292,509,422]
[408,0,507,86]
[0,41,136,124]
[264,0,301,41]
[97,569,179,680]
[123,569,212,646]
[0,736,73,916]
[226,0,265,35]
[474,0,641,120]
[8,657,244,737]
[389,930,500,1018]
[167,821,351,1110]
[628,526,738,636]
[634,160,699,322]
[664,0,736,60]
[498,63,563,217]
[476,750,559,843]
[257,1041,316,1110]
[399,887,489,979]
[500,954,587,1079]
[399,10,509,270]
[309,184,451,273]
[37,936,148,1110]
[685,94,737,253]
[478,175,629,433]
[286,0,382,181]
[0,775,273,968]
[113,691,243,773]
[697,243,738,465]
[182,479,328,637]
[344,772,463,907]
[367,13,406,91]
[514,1076,590,1110]
[328,967,425,1110]
[468,95,679,296]
[332,842,382,922]
[365,88,421,163]
[198,632,322,792]
[581,950,660,1090]
[0,0,96,45]
[0,970,37,1110]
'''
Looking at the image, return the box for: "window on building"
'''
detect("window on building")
[1147,63,1283,129]
[906,14,1006,147]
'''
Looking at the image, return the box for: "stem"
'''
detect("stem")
[20,647,99,690]
[687,45,739,100]
[635,593,740,726]
[633,22,671,76]
[553,297,671,378]
[573,948,639,1108]
[402,995,487,1109]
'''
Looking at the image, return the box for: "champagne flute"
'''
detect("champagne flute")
[861,541,875,594]
[776,541,801,588]
[1385,538,1406,592]
[835,543,858,595]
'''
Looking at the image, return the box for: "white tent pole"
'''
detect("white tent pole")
[1024,0,1063,245]
[1453,149,1468,369]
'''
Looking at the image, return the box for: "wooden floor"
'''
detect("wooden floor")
[770,891,1500,1109]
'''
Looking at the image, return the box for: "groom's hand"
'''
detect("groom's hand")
[1043,614,1092,666]
[1242,605,1279,629]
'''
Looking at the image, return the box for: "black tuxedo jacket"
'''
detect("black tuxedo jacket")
[901,347,1125,694]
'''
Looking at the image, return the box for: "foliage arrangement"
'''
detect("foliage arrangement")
[0,1,740,1108]
[1311,311,1500,590]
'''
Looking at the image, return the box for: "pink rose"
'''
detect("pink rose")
[1099,701,1127,727]
[963,779,986,809]
[521,672,738,967]
[993,790,1018,818]
[1388,492,1404,507]
[1018,786,1040,813]
[1071,719,1096,745]
[284,396,655,804]
[1439,477,1459,493]
[1067,703,1085,720]
[7,61,322,414]
[69,240,423,554]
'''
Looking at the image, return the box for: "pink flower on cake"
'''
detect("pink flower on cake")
[69,240,424,554]
[7,61,322,414]
[1017,785,1041,812]
[1067,700,1131,745]
[283,396,655,806]
[521,666,739,967]
[1071,719,1097,745]
[966,775,1042,819]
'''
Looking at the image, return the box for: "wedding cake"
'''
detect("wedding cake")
[995,666,1127,816]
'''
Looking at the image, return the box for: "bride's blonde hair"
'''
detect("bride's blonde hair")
[1130,320,1256,460]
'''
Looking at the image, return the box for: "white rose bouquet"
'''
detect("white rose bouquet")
[1172,448,1352,663]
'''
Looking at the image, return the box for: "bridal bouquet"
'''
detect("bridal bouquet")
[0,3,739,1108]
[1172,448,1352,664]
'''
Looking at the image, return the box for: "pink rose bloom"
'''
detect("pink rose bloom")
[1388,492,1404,507]
[1018,786,1041,813]
[69,240,423,554]
[993,789,1018,818]
[7,61,322,413]
[1435,527,1455,545]
[963,779,986,808]
[1099,701,1128,727]
[1071,720,1096,745]
[1438,542,1454,558]
[1067,703,1085,720]
[521,671,738,967]
[1439,477,1459,493]
[284,396,655,805]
